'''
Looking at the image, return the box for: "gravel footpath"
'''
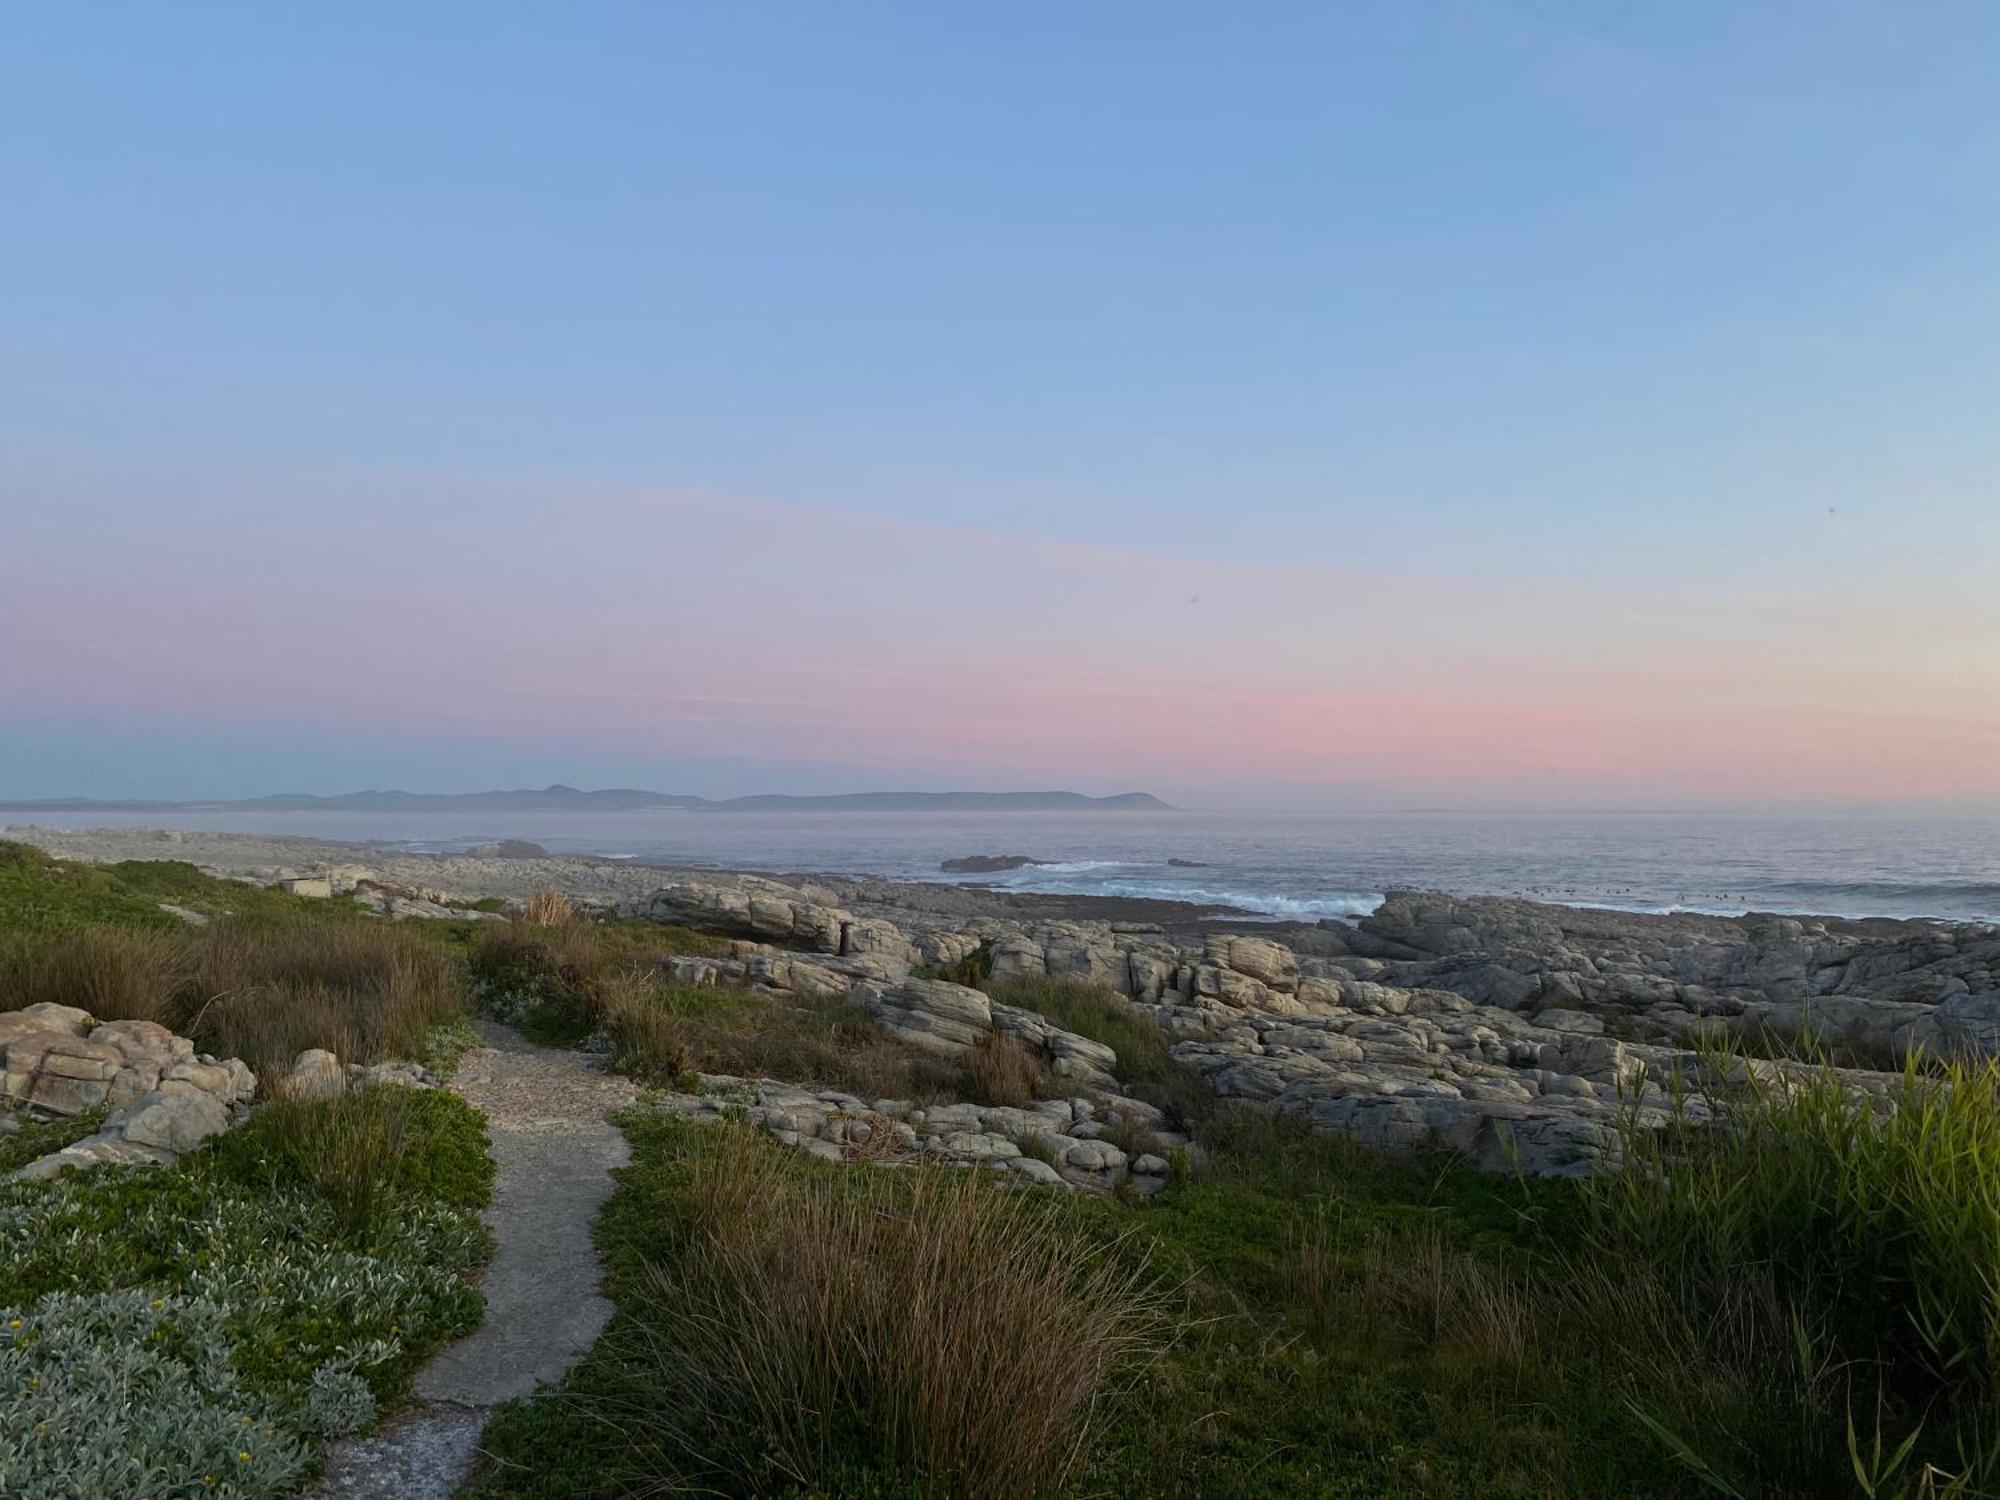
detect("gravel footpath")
[312,1021,637,1499]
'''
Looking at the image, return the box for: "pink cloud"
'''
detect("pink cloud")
[6,476,1997,805]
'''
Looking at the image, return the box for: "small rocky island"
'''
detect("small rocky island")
[940,854,1048,873]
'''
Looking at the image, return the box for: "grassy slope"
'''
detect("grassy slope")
[0,840,377,943]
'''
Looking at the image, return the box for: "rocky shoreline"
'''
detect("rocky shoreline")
[14,824,1997,1178]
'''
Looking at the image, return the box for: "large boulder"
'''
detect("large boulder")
[644,880,853,954]
[114,1087,230,1155]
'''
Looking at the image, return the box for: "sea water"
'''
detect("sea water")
[20,808,2000,924]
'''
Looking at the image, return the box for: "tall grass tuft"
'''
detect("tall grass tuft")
[964,1030,1045,1107]
[0,921,467,1083]
[1583,1046,2000,1493]
[0,926,192,1025]
[620,1123,1167,1498]
[187,925,465,1078]
[591,969,695,1086]
[521,886,575,927]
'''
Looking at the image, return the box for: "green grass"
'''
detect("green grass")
[0,840,390,953]
[472,921,968,1100]
[1578,1049,2000,1496]
[982,975,1216,1128]
[0,840,187,944]
[474,1053,2000,1500]
[466,914,727,1046]
[472,1107,1628,1500]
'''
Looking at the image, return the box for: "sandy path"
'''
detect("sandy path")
[312,1021,637,1499]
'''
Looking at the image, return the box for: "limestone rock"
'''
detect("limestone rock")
[18,1003,93,1037]
[859,978,993,1054]
[115,1087,229,1155]
[282,1048,348,1101]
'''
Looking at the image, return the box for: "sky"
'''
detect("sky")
[3,2,1996,810]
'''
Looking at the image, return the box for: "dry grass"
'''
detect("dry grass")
[0,922,467,1083]
[622,1123,1167,1498]
[1099,1113,1162,1161]
[837,1111,913,1165]
[475,920,970,1100]
[1,926,192,1026]
[187,925,465,1079]
[592,969,695,1086]
[521,886,576,927]
[1350,1225,1529,1363]
[983,975,1215,1130]
[964,1031,1046,1107]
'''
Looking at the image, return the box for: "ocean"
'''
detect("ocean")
[18,807,2000,925]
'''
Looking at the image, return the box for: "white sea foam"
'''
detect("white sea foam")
[995,873,1383,919]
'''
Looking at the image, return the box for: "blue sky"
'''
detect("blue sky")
[3,3,1996,806]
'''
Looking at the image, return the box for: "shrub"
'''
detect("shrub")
[593,970,694,1086]
[0,927,191,1026]
[518,956,968,1102]
[1098,1112,1161,1161]
[0,921,469,1083]
[186,925,466,1078]
[0,1089,494,1495]
[0,1290,314,1498]
[965,1031,1045,1107]
[468,919,611,1043]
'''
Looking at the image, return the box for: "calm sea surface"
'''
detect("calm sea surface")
[19,809,2000,924]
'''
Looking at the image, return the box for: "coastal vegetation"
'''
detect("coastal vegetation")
[476,947,2000,1499]
[1,1079,493,1497]
[5,839,2000,1497]
[0,841,496,1495]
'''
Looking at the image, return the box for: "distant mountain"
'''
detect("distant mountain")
[0,784,1174,814]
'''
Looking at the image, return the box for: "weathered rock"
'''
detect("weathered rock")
[282,1048,348,1101]
[115,1087,229,1155]
[17,1003,93,1037]
[622,875,1999,1180]
[859,978,993,1053]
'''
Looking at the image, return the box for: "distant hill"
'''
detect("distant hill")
[0,784,1175,814]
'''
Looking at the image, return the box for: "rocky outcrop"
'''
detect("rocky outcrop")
[2,1006,441,1180]
[2,1005,258,1179]
[630,875,2000,1178]
[1352,892,2000,1039]
[650,1075,1179,1195]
